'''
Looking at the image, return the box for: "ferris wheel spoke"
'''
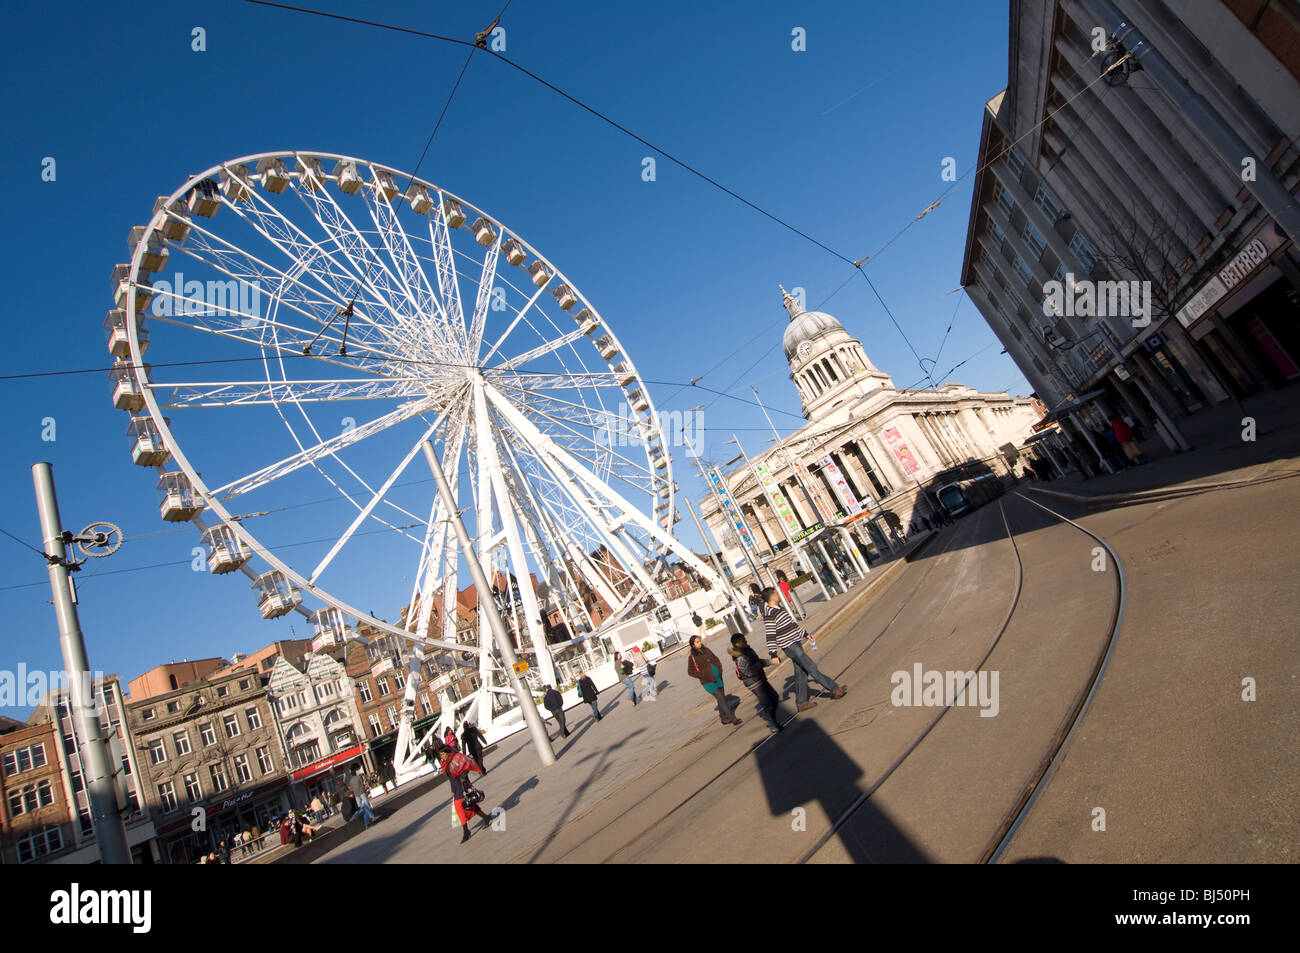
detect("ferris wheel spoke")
[308,416,442,585]
[293,181,452,356]
[210,396,439,501]
[491,372,626,391]
[466,233,502,361]
[165,224,405,364]
[427,201,469,353]
[490,326,596,373]
[359,179,443,345]
[479,281,549,365]
[150,377,430,408]
[216,183,414,353]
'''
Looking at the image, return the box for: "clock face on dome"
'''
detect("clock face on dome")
[797,340,813,358]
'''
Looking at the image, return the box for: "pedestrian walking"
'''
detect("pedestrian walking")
[615,652,639,706]
[309,795,324,824]
[380,759,397,791]
[443,725,460,752]
[1110,414,1147,465]
[461,721,488,773]
[729,633,785,733]
[577,672,602,721]
[686,635,742,726]
[347,763,375,828]
[762,587,846,711]
[435,744,490,845]
[543,684,569,738]
[748,583,763,619]
[638,651,659,701]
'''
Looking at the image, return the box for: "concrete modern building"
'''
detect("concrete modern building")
[124,666,291,864]
[961,0,1300,457]
[700,288,1041,583]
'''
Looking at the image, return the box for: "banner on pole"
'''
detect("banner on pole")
[883,426,920,476]
[707,468,757,553]
[820,455,863,516]
[793,458,837,523]
[753,461,801,539]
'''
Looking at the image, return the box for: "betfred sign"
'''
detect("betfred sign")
[291,744,363,781]
[1177,223,1287,328]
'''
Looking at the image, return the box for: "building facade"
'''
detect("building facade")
[266,652,367,806]
[701,289,1041,580]
[0,719,74,864]
[29,676,158,863]
[961,0,1300,453]
[125,666,291,864]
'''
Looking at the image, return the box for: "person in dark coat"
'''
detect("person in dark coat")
[686,635,741,726]
[461,721,488,772]
[729,633,784,733]
[543,684,569,738]
[614,652,639,706]
[577,673,601,721]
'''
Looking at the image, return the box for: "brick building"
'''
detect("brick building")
[0,719,74,864]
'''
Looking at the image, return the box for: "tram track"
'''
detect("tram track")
[797,491,1125,864]
[518,491,1126,864]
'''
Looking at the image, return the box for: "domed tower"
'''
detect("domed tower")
[781,285,891,421]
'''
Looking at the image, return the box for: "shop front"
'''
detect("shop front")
[155,777,291,864]
[1177,220,1299,393]
[291,743,365,808]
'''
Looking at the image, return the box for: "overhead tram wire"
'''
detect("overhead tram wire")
[242,3,1134,391]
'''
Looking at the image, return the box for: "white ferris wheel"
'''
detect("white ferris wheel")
[106,150,732,750]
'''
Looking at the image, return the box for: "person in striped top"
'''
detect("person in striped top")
[763,587,846,711]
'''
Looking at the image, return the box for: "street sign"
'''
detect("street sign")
[513,660,529,674]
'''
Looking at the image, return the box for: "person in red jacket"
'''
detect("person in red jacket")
[437,745,490,844]
[1109,414,1147,465]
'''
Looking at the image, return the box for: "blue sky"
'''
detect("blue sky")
[0,0,1025,715]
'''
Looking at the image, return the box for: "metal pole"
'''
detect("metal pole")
[729,433,801,615]
[1079,0,1300,246]
[683,496,751,635]
[31,462,131,864]
[420,442,555,767]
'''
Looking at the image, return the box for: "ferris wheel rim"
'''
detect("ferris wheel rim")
[119,150,682,645]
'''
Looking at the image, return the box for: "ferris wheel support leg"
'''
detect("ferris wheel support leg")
[472,379,558,690]
[485,383,738,607]
[421,441,555,767]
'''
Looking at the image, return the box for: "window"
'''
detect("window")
[70,769,83,793]
[245,707,262,731]
[1012,256,1034,289]
[172,731,191,756]
[184,773,202,801]
[1022,222,1046,261]
[994,185,1014,218]
[358,681,373,704]
[158,781,178,813]
[216,685,229,698]
[376,678,391,697]
[222,714,240,739]
[233,754,252,784]
[209,763,229,794]
[16,826,62,863]
[1005,149,1026,180]
[147,739,167,766]
[386,706,398,728]
[62,734,75,757]
[239,679,251,691]
[1034,184,1063,223]
[420,697,433,717]
[2,743,46,777]
[199,723,216,747]
[7,780,55,817]
[367,714,382,738]
[256,746,274,774]
[142,708,156,721]
[166,701,180,714]
[392,672,405,690]
[1069,232,1098,273]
